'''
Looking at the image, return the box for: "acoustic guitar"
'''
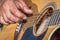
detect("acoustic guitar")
[0,0,60,40]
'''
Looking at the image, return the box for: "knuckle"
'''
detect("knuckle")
[4,19,9,23]
[7,16,11,19]
[14,18,20,22]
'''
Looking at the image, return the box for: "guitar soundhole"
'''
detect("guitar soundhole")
[50,28,60,40]
[37,8,53,25]
[34,7,54,35]
[36,8,53,30]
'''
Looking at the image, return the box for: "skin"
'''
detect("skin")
[0,0,32,24]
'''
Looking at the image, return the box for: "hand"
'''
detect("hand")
[0,0,32,24]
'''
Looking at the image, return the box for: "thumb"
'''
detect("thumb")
[17,0,32,14]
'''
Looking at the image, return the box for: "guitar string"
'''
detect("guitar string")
[48,10,60,26]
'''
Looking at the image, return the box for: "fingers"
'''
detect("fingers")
[2,10,14,23]
[9,0,27,19]
[0,0,33,24]
[15,0,32,14]
[0,16,8,24]
[2,1,22,23]
[1,8,14,23]
[0,0,24,24]
[0,10,8,24]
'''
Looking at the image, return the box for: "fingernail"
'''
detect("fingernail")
[24,7,33,13]
[23,16,27,19]
[28,9,33,13]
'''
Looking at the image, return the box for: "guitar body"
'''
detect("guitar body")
[0,0,60,40]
